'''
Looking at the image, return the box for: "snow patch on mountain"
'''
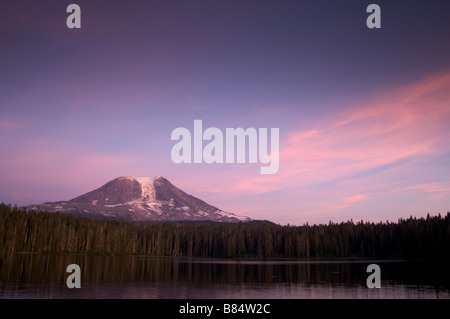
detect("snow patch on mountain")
[135,176,157,200]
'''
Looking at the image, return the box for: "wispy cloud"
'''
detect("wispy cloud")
[336,194,366,209]
[393,182,450,194]
[169,71,450,222]
[188,71,450,195]
[280,71,450,190]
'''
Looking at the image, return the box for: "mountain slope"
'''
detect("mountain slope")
[27,176,251,223]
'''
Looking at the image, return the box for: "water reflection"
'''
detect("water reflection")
[0,253,448,299]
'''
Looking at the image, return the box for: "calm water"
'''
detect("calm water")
[0,253,449,299]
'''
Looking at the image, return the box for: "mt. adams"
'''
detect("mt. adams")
[27,176,251,223]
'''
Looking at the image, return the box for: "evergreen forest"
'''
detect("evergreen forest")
[1,203,449,259]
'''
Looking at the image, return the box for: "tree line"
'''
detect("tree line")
[0,203,449,259]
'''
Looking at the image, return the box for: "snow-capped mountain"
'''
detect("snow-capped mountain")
[26,176,251,223]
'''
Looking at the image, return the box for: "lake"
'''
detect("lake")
[0,253,449,299]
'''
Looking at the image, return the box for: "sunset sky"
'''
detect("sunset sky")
[1,0,450,225]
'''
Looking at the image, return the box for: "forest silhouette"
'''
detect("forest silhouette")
[1,203,448,260]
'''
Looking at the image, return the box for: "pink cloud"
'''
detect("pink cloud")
[389,182,450,203]
[176,67,450,194]
[168,71,450,223]
[393,182,450,194]
[336,194,366,209]
[278,71,450,187]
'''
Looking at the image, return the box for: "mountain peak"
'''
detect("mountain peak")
[27,176,251,223]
